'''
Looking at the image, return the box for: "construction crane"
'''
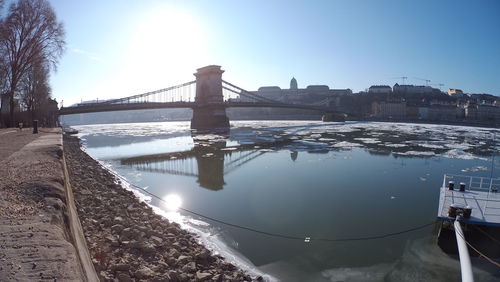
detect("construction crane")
[413,77,431,86]
[391,76,408,84]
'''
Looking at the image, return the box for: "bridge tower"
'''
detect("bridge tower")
[191,65,230,131]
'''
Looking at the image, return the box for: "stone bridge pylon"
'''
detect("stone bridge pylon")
[190,65,230,131]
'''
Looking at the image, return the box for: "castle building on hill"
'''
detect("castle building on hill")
[242,77,352,104]
[393,83,440,94]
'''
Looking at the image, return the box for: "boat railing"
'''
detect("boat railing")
[443,174,500,192]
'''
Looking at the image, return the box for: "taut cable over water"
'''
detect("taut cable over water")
[109,168,437,243]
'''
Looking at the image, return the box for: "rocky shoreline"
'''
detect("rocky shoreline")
[63,135,258,281]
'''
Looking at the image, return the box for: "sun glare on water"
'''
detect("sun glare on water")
[163,194,183,211]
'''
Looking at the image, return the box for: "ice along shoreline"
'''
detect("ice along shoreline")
[64,134,265,281]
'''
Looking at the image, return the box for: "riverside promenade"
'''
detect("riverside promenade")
[1,128,257,281]
[0,128,90,281]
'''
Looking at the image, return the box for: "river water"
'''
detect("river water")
[74,121,500,281]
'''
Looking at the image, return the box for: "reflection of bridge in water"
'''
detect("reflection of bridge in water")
[120,139,293,190]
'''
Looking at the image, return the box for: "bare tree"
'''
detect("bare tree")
[20,62,50,121]
[0,0,65,127]
[0,1,6,126]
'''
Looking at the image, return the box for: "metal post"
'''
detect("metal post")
[454,218,474,282]
[33,120,38,134]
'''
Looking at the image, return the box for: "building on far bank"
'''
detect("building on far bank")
[368,85,392,94]
[290,77,298,90]
[243,77,352,105]
[447,89,464,95]
[393,83,439,94]
[371,100,406,119]
[428,105,460,121]
[466,104,500,122]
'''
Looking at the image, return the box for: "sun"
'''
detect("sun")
[124,6,210,90]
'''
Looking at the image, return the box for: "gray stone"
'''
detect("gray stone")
[137,241,155,254]
[181,261,196,273]
[116,272,133,282]
[169,248,180,258]
[196,249,211,260]
[110,263,130,272]
[134,266,155,279]
[150,235,163,245]
[113,216,123,224]
[111,224,125,233]
[196,271,213,281]
[120,227,133,240]
[177,255,190,264]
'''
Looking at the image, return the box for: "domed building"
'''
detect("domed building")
[290,77,298,90]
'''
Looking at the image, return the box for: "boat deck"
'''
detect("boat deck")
[437,174,500,227]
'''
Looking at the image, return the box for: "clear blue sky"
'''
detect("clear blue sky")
[46,0,500,106]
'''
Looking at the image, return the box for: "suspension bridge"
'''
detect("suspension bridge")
[59,65,347,130]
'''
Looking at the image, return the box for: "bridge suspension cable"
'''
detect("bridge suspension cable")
[222,80,282,104]
[97,80,196,105]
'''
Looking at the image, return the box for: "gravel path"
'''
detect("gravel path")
[64,135,259,281]
[0,129,84,281]
[0,128,41,160]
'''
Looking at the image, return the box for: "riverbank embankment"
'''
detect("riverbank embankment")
[64,134,257,281]
[0,128,86,281]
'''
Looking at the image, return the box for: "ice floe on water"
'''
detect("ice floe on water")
[229,121,499,161]
[331,141,363,148]
[384,143,407,148]
[461,166,489,173]
[321,263,395,282]
[444,142,472,150]
[394,151,436,157]
[441,149,488,160]
[354,138,381,144]
[407,141,446,149]
[76,121,499,162]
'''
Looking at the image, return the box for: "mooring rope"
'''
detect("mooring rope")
[109,169,435,243]
[471,224,500,246]
[455,223,500,268]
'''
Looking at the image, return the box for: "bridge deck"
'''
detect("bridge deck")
[59,101,343,115]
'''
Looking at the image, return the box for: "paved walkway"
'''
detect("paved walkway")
[0,128,41,161]
[0,129,85,281]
